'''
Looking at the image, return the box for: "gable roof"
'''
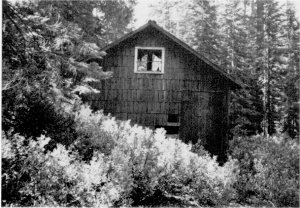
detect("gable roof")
[102,20,243,89]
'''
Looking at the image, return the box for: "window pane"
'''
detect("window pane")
[151,61,162,72]
[137,54,148,71]
[137,49,162,72]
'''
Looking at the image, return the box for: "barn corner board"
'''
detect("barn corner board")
[87,20,243,159]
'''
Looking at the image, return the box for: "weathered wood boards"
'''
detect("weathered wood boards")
[84,22,239,159]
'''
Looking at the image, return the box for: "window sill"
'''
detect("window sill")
[134,71,164,74]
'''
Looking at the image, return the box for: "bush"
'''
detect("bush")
[73,106,117,160]
[73,106,239,206]
[1,134,118,207]
[229,134,299,207]
[2,105,239,207]
[2,90,77,150]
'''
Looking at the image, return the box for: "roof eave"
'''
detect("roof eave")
[101,20,243,89]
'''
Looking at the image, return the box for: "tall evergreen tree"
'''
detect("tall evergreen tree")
[256,0,291,136]
[149,0,187,37]
[217,0,264,136]
[149,0,299,138]
[227,0,298,137]
[150,0,222,62]
[188,0,222,62]
[2,0,135,146]
[281,0,300,138]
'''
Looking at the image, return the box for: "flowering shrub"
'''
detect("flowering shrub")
[73,106,117,160]
[5,106,298,207]
[2,134,118,207]
[229,134,299,207]
[2,105,239,206]
[73,106,239,206]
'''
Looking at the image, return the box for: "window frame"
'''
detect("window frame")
[134,46,165,74]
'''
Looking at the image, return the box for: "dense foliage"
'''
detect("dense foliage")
[2,106,239,207]
[229,134,299,207]
[2,0,299,207]
[2,0,135,147]
[150,0,300,138]
[2,106,299,207]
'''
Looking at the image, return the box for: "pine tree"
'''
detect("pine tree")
[258,0,291,136]
[228,0,292,137]
[281,0,300,138]
[149,0,184,36]
[150,0,222,62]
[188,0,222,62]
[220,0,264,136]
[2,0,135,146]
[145,0,299,138]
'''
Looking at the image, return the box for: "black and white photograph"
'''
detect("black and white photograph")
[2,0,299,207]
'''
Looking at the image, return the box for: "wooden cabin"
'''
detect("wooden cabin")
[87,20,242,158]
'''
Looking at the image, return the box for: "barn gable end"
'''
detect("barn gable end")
[87,20,242,160]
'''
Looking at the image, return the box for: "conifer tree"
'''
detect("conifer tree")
[2,0,135,145]
[149,0,299,138]
[217,0,264,136]
[281,1,300,138]
[188,0,222,62]
[255,0,293,136]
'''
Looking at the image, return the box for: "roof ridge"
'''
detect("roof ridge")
[101,21,243,89]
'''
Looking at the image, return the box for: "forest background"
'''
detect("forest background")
[1,0,299,207]
[143,0,300,138]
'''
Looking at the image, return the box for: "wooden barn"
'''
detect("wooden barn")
[87,20,242,158]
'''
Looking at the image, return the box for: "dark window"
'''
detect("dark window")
[168,114,179,123]
[155,125,179,134]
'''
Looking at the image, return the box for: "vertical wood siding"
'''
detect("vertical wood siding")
[85,28,230,158]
